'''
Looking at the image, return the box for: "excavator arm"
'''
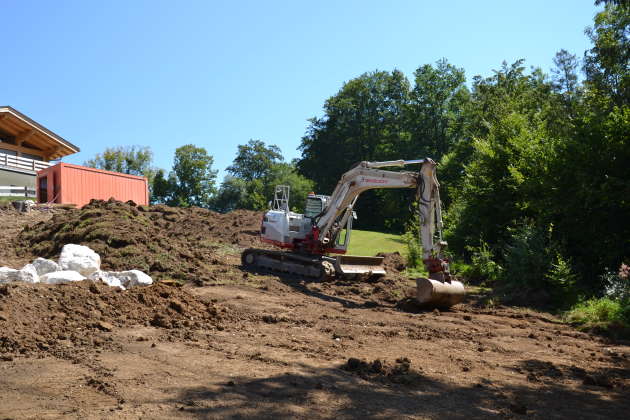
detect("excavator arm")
[313,159,448,276]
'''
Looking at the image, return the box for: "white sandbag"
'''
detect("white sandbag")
[94,270,153,289]
[58,244,101,276]
[120,270,153,288]
[88,270,126,290]
[31,257,60,276]
[40,270,86,284]
[18,264,40,283]
[0,267,20,283]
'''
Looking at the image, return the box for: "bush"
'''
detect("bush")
[602,263,630,301]
[565,297,624,326]
[403,231,422,269]
[565,263,630,337]
[461,240,502,284]
[545,253,578,306]
[495,224,578,307]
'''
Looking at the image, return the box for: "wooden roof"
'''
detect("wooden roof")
[0,106,79,160]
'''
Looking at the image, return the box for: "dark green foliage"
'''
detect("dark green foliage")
[495,225,577,307]
[214,140,314,213]
[85,145,154,177]
[461,241,502,285]
[297,63,468,231]
[151,145,217,208]
[226,139,283,181]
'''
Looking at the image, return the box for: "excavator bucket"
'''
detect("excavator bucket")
[416,277,466,308]
[334,255,386,276]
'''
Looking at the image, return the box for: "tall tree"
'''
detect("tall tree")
[150,145,217,207]
[85,145,154,178]
[214,140,314,212]
[226,139,283,181]
[169,144,217,208]
[406,59,469,159]
[298,70,412,230]
[583,2,630,106]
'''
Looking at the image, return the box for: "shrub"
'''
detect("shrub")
[545,253,578,306]
[403,231,422,269]
[565,297,623,326]
[565,263,630,337]
[602,263,630,301]
[495,224,578,307]
[461,240,502,284]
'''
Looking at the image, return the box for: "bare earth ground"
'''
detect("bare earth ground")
[0,206,629,419]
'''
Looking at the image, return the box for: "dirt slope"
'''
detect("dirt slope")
[18,199,263,283]
[0,202,628,419]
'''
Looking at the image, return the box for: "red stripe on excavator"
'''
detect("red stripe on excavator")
[260,237,347,254]
[260,237,294,249]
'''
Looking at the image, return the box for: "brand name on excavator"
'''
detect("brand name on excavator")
[360,177,388,184]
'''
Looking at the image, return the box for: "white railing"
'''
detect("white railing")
[0,152,52,172]
[0,186,36,198]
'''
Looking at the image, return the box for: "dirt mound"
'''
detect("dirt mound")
[0,281,233,358]
[377,251,406,273]
[18,199,263,283]
[341,356,423,385]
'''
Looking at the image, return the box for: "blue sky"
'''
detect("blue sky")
[3,0,600,180]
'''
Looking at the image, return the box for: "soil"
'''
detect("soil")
[1,201,629,419]
[17,199,263,283]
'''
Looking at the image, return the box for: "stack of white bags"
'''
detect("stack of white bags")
[0,244,153,290]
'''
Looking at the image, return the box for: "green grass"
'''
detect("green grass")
[346,229,405,256]
[0,196,32,202]
[565,297,626,326]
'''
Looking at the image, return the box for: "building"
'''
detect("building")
[37,163,149,207]
[0,106,79,198]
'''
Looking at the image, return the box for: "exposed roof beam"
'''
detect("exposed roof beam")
[15,129,36,145]
[45,145,63,159]
[0,141,45,158]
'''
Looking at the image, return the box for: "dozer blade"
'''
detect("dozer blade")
[416,277,465,308]
[335,255,386,276]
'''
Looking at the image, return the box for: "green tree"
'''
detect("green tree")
[298,70,414,231]
[214,140,314,213]
[406,59,469,159]
[264,162,315,213]
[151,145,217,207]
[443,61,559,254]
[226,139,283,181]
[151,168,175,204]
[169,144,217,207]
[85,145,155,178]
[583,2,630,107]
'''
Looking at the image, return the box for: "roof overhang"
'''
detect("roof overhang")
[0,106,79,160]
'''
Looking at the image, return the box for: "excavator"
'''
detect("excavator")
[241,158,465,307]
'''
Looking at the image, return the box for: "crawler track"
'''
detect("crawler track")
[241,248,336,281]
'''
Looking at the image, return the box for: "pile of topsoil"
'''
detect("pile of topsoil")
[18,199,263,283]
[0,281,236,358]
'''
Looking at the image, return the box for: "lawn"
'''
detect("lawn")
[346,229,406,256]
[0,196,32,203]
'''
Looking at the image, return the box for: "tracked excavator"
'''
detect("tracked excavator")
[241,158,465,307]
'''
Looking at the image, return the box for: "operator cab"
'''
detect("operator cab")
[304,192,330,220]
